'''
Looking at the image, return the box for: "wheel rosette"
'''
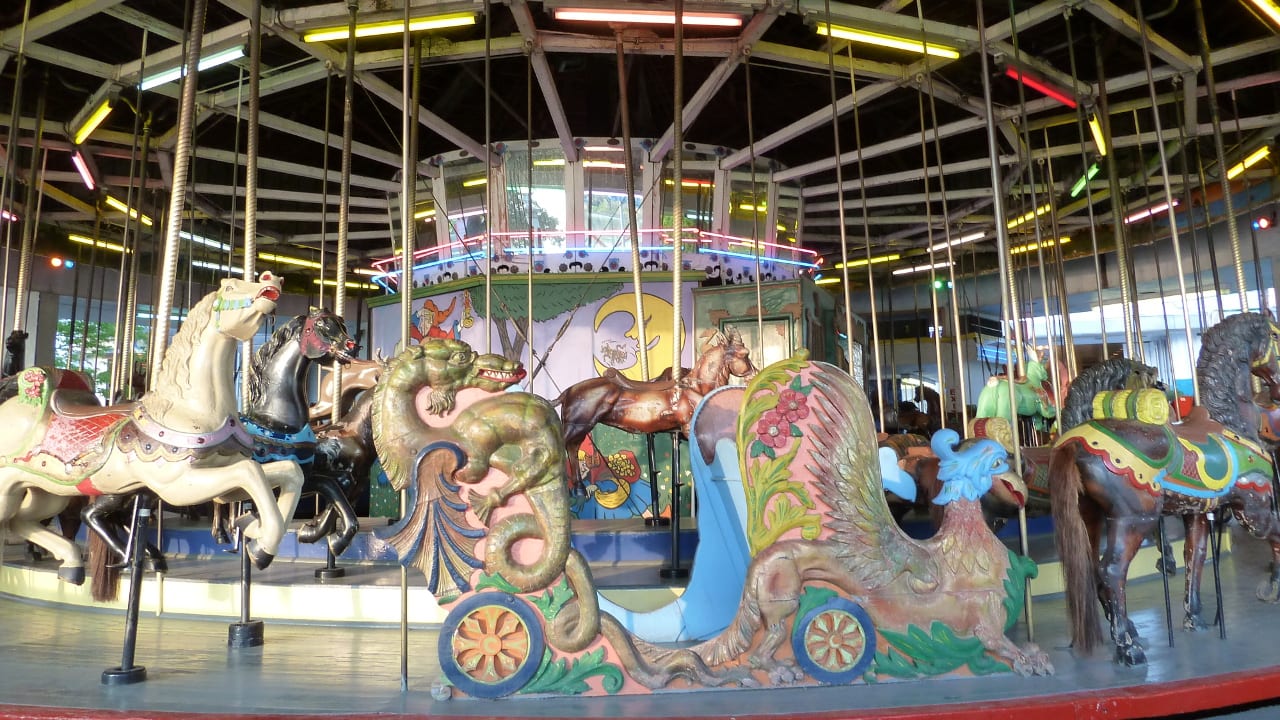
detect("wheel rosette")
[438,592,545,698]
[791,597,876,684]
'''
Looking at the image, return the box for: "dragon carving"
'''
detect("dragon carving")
[375,343,1051,697]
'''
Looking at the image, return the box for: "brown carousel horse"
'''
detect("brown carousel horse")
[1052,312,1280,665]
[0,274,305,584]
[553,326,757,481]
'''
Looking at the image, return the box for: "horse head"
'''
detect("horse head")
[1251,318,1280,403]
[212,271,283,341]
[721,326,757,380]
[300,308,357,364]
[929,428,1026,507]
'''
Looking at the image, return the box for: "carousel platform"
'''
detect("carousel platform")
[2,519,1276,719]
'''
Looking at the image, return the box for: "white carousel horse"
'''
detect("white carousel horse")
[0,272,305,584]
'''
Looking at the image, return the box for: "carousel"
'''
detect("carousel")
[0,0,1279,718]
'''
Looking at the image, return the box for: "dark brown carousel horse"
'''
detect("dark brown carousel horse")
[1052,312,1280,665]
[552,326,757,476]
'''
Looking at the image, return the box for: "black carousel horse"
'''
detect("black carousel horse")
[236,308,360,554]
[84,308,357,601]
[1052,312,1280,665]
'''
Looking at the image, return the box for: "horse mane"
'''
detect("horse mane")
[141,292,217,417]
[1061,358,1159,431]
[1197,312,1271,438]
[247,313,305,408]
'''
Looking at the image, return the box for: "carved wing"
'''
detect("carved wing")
[804,364,939,592]
[376,441,484,600]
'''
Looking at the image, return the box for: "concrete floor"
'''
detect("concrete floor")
[1,524,1280,719]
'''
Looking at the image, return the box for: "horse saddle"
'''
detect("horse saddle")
[49,389,139,419]
[1170,407,1224,444]
[602,368,677,392]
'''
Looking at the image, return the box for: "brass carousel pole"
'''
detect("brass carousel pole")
[397,0,417,692]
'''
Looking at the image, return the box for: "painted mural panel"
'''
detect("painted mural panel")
[369,278,699,519]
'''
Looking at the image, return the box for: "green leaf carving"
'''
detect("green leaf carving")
[1001,549,1040,632]
[475,572,521,594]
[520,647,625,696]
[529,577,574,621]
[872,621,1012,679]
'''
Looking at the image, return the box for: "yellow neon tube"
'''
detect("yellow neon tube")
[74,101,113,145]
[303,13,475,42]
[816,23,960,60]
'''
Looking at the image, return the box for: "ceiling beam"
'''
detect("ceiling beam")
[748,40,904,80]
[1082,0,1199,73]
[509,1,575,161]
[0,0,127,49]
[192,183,389,209]
[103,4,185,43]
[720,81,899,169]
[290,229,392,244]
[193,146,400,193]
[217,0,490,162]
[116,20,252,84]
[649,6,781,163]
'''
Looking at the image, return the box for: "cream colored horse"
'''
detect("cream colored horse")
[0,273,305,583]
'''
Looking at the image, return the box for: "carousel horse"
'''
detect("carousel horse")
[309,354,383,425]
[0,274,304,586]
[553,326,757,486]
[974,347,1064,436]
[1052,312,1280,665]
[213,308,358,553]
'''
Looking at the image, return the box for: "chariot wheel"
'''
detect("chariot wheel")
[790,596,876,685]
[438,592,544,699]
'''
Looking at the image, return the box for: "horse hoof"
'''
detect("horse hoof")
[245,540,274,570]
[146,556,168,574]
[296,522,323,545]
[1256,578,1280,602]
[59,566,86,586]
[213,529,231,545]
[1115,645,1147,666]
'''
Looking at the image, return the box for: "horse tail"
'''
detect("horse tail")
[1050,440,1104,654]
[88,531,122,603]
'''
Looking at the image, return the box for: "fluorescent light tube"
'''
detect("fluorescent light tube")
[1226,146,1270,180]
[553,8,743,27]
[1088,113,1107,156]
[303,13,476,42]
[104,195,153,226]
[73,100,113,145]
[139,46,245,90]
[816,23,960,60]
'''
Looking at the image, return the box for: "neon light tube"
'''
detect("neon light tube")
[552,8,743,27]
[461,177,487,187]
[192,259,244,275]
[313,278,377,290]
[73,100,113,145]
[0,210,16,222]
[1226,146,1270,180]
[1123,200,1179,225]
[104,195,153,226]
[1010,237,1071,254]
[716,250,818,269]
[1004,67,1077,109]
[1070,163,1101,198]
[69,234,127,253]
[582,160,625,169]
[1246,0,1280,27]
[259,252,322,270]
[139,46,245,90]
[892,261,952,276]
[834,253,899,270]
[1006,203,1052,229]
[71,150,95,190]
[929,231,987,253]
[413,208,436,220]
[303,12,475,42]
[180,230,230,251]
[816,23,960,60]
[815,277,841,285]
[1088,113,1107,156]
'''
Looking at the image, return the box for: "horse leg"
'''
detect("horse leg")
[1182,513,1210,631]
[82,493,131,563]
[211,501,231,545]
[11,491,82,584]
[1098,514,1156,665]
[298,477,359,557]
